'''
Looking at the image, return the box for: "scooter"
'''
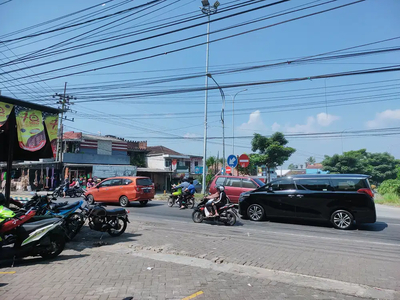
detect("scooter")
[192,198,237,226]
[0,198,66,260]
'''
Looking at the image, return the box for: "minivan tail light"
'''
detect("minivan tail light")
[357,188,374,198]
[136,187,140,192]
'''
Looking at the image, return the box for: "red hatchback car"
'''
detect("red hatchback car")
[208,175,265,203]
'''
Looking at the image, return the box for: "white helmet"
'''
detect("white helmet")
[217,185,225,192]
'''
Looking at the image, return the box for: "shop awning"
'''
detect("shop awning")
[137,168,173,173]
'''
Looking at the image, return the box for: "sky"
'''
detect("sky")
[1,0,400,168]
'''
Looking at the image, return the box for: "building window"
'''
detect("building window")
[165,159,171,167]
[185,161,190,167]
[178,161,185,167]
[194,161,199,167]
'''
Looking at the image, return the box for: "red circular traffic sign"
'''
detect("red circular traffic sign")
[225,166,232,174]
[239,154,250,168]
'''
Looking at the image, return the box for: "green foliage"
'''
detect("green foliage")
[322,149,399,185]
[251,132,296,181]
[375,192,400,206]
[130,153,146,167]
[306,156,316,165]
[236,153,257,175]
[378,179,400,196]
[288,163,297,170]
[206,156,216,168]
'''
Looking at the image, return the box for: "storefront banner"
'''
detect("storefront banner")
[15,107,46,152]
[44,114,59,158]
[93,165,137,178]
[0,102,14,127]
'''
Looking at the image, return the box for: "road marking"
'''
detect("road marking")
[182,291,203,300]
[0,271,16,274]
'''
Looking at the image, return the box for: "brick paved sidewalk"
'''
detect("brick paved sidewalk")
[0,247,369,300]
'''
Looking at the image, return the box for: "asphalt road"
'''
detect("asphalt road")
[55,196,400,246]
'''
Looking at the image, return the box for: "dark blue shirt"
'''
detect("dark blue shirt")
[187,184,196,195]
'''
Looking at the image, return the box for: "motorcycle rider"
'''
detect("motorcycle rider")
[180,180,196,209]
[174,178,190,207]
[204,185,227,217]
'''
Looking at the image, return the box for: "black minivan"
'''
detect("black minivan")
[238,174,376,230]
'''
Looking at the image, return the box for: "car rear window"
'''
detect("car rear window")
[295,179,333,191]
[331,178,368,191]
[124,179,133,185]
[136,178,152,186]
[242,179,257,188]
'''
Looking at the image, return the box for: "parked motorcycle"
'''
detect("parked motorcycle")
[21,194,84,240]
[81,197,129,237]
[0,195,66,260]
[192,198,237,226]
[53,185,84,198]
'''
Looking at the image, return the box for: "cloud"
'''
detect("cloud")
[285,116,315,133]
[366,109,400,128]
[183,133,200,138]
[238,110,268,132]
[316,113,340,126]
[273,112,340,133]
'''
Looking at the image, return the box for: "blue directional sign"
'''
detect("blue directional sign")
[227,154,238,168]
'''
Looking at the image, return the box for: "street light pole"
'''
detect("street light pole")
[200,0,219,194]
[229,89,247,155]
[207,74,226,174]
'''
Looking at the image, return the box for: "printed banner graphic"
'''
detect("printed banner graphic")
[15,107,46,152]
[44,114,59,158]
[0,102,14,127]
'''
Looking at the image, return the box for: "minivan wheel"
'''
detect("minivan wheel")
[87,195,94,205]
[331,210,354,230]
[247,204,265,221]
[119,196,129,207]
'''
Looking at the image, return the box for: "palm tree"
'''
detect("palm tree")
[306,156,316,166]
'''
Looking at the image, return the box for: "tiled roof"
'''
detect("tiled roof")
[306,163,323,169]
[147,146,183,156]
[63,131,82,140]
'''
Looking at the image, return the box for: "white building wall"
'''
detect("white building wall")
[146,155,166,169]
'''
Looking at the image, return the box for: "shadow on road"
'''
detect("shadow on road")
[0,254,90,268]
[66,226,141,252]
[355,221,388,232]
[250,217,388,232]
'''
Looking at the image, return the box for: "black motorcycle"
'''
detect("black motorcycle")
[81,199,129,237]
[192,198,237,226]
[53,185,83,198]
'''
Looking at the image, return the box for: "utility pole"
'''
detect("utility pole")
[200,0,219,194]
[229,89,247,155]
[53,82,76,173]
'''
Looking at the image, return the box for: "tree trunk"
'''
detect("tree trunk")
[267,165,271,183]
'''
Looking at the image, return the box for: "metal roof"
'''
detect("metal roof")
[0,95,61,114]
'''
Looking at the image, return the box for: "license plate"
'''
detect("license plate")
[143,189,150,193]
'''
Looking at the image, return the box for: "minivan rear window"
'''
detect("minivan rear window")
[215,177,226,186]
[136,178,152,186]
[331,178,367,191]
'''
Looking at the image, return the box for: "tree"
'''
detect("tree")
[306,156,316,166]
[251,132,296,182]
[288,163,296,170]
[236,153,257,175]
[322,149,400,185]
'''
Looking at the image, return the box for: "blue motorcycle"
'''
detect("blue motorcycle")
[22,195,85,240]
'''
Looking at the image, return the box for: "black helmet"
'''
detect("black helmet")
[0,193,6,206]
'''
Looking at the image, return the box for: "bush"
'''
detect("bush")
[378,179,400,196]
[375,193,400,206]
